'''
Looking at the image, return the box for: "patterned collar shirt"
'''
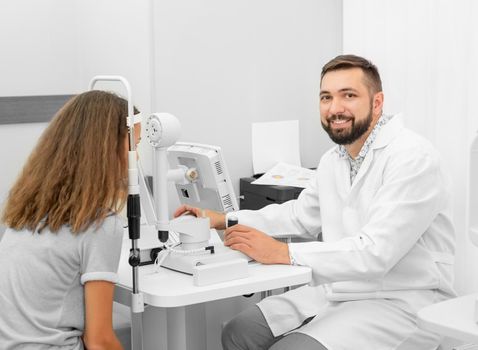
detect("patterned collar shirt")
[337,114,393,184]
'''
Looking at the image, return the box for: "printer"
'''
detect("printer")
[239,177,304,210]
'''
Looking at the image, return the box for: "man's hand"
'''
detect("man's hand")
[173,204,227,230]
[224,224,290,265]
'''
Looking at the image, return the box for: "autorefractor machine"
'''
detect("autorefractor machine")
[89,75,250,349]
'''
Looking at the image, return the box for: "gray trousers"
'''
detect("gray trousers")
[221,306,328,350]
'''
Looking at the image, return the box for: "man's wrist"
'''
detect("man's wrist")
[278,242,292,265]
[219,213,227,230]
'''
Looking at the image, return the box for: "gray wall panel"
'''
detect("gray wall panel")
[0,95,74,124]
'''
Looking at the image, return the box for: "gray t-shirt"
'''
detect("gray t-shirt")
[0,214,124,349]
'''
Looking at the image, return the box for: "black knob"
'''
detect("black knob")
[227,216,238,228]
[150,247,163,262]
[158,230,169,243]
[128,249,141,267]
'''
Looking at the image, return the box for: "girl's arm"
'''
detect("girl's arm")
[82,281,123,350]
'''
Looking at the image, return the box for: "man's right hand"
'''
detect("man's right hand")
[173,205,227,230]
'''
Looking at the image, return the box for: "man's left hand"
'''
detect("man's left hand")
[224,224,290,265]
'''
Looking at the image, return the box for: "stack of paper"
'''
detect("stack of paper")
[252,162,315,188]
[251,120,315,188]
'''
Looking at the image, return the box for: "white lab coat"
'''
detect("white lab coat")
[230,115,455,347]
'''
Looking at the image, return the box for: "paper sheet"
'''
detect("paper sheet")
[251,120,301,175]
[252,162,315,188]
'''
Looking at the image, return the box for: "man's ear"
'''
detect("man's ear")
[373,91,384,113]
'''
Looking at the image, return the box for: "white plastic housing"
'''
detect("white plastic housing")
[146,113,181,148]
[167,143,239,213]
[169,216,211,250]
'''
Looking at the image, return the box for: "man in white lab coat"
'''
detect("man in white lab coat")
[175,54,455,350]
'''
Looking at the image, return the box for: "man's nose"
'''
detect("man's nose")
[328,98,346,115]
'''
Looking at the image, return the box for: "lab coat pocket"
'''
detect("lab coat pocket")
[429,251,454,293]
[381,247,444,291]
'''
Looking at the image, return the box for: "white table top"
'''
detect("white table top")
[117,240,312,308]
[417,293,478,343]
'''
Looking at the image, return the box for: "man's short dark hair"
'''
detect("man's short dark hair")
[321,54,383,94]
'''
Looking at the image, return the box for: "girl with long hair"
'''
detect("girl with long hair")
[0,90,141,350]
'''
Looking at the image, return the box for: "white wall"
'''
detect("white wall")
[152,0,341,193]
[0,123,48,206]
[0,0,80,203]
[0,0,153,205]
[74,0,153,124]
[343,0,478,295]
[0,0,81,96]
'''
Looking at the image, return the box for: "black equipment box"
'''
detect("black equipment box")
[239,177,304,210]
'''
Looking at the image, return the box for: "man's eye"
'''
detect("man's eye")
[320,95,331,101]
[345,93,356,98]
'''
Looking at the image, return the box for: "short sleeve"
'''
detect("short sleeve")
[79,214,124,285]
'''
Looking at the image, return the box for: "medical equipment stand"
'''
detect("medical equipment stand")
[145,113,182,244]
[89,76,145,350]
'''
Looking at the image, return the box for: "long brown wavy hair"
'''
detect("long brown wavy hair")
[1,90,138,234]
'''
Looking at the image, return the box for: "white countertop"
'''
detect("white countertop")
[418,293,478,344]
[117,229,312,308]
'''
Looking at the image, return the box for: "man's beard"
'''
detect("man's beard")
[321,110,373,145]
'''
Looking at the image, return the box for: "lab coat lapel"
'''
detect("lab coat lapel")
[350,114,404,191]
[335,155,352,198]
[350,151,373,190]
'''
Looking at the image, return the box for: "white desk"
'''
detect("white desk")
[417,294,478,344]
[115,242,312,350]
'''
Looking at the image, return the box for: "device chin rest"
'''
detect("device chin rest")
[169,216,211,250]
